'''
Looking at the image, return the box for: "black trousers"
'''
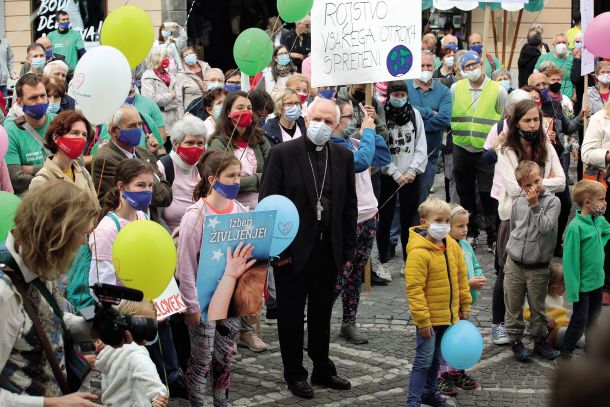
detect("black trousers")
[561,288,603,353]
[274,238,337,383]
[377,174,421,263]
[453,146,498,243]
[556,185,572,250]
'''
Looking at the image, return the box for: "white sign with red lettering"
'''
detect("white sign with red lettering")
[154,278,186,321]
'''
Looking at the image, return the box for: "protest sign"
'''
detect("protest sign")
[32,0,105,44]
[196,210,276,321]
[311,0,422,87]
[154,278,186,321]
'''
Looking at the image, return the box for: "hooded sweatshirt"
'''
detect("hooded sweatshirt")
[96,342,166,407]
[506,189,561,265]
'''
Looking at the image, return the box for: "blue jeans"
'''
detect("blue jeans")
[407,325,448,406]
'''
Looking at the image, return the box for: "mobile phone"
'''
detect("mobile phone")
[358,103,368,116]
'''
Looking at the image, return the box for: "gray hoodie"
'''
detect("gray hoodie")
[506,189,560,265]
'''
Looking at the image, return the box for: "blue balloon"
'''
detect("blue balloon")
[440,320,483,370]
[255,195,299,257]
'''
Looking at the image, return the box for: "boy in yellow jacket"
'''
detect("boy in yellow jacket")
[405,197,472,407]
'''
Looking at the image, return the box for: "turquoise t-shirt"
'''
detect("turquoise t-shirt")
[134,94,166,129]
[47,29,85,70]
[534,53,574,99]
[4,113,56,166]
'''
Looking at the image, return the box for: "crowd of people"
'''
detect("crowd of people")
[0,10,609,407]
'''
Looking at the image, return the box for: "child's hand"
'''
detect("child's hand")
[459,311,470,320]
[419,326,434,339]
[224,242,256,280]
[152,393,169,407]
[469,276,486,290]
[525,187,539,207]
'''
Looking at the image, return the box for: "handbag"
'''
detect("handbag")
[0,259,91,394]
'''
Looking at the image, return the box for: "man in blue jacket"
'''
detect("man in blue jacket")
[406,50,452,203]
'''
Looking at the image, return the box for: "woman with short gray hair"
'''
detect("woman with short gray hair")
[157,115,207,231]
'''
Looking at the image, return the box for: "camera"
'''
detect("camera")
[90,283,158,347]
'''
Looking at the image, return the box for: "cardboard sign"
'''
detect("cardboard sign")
[311,0,422,87]
[154,278,186,321]
[196,210,276,321]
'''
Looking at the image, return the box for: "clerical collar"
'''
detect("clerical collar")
[304,134,326,152]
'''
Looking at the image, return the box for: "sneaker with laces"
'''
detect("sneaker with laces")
[510,339,532,363]
[376,263,392,282]
[491,323,510,345]
[238,331,268,352]
[533,339,560,360]
[438,372,459,397]
[449,370,479,390]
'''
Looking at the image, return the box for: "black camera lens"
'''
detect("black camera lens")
[125,315,158,342]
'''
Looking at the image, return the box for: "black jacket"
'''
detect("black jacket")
[518,43,541,88]
[263,116,307,146]
[259,136,357,274]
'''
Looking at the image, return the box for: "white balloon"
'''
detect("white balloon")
[72,46,131,125]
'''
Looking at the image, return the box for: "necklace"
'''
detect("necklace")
[306,150,328,221]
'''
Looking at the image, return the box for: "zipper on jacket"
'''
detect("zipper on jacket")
[443,248,454,324]
[520,209,533,264]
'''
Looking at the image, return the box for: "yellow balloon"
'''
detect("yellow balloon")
[101,6,155,69]
[112,220,176,299]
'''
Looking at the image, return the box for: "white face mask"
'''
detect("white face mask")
[307,121,333,145]
[419,70,433,83]
[463,68,482,82]
[597,74,610,85]
[428,223,451,240]
[444,56,455,68]
[555,43,568,56]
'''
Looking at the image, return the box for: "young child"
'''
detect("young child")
[405,197,472,407]
[560,179,610,359]
[177,151,249,407]
[437,204,486,396]
[504,160,561,362]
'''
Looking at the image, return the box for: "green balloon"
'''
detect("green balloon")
[277,0,313,23]
[524,0,544,12]
[233,28,273,76]
[0,192,21,243]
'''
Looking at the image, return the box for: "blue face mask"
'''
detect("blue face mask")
[470,44,483,55]
[44,48,53,59]
[133,79,140,89]
[224,84,241,92]
[389,96,407,108]
[184,53,197,65]
[47,102,61,114]
[22,102,49,120]
[161,30,172,38]
[574,42,583,50]
[212,180,240,200]
[540,87,550,101]
[31,57,46,70]
[125,96,135,105]
[319,89,336,99]
[277,54,291,66]
[500,80,511,92]
[58,21,70,30]
[284,105,301,121]
[117,128,143,147]
[122,190,152,211]
[207,81,223,91]
[213,105,222,118]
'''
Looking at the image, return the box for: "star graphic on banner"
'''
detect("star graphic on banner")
[208,217,220,229]
[212,249,224,261]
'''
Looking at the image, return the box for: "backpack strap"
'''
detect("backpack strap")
[486,54,496,71]
[106,212,122,232]
[497,119,505,135]
[158,154,175,186]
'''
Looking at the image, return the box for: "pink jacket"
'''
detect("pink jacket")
[0,160,13,192]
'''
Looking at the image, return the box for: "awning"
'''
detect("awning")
[423,0,545,12]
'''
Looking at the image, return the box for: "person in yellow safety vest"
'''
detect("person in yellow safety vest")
[450,51,507,251]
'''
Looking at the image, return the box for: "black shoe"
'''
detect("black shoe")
[311,374,351,390]
[534,339,560,360]
[371,272,389,286]
[168,374,189,399]
[421,391,452,407]
[265,307,278,320]
[510,339,532,363]
[287,380,314,399]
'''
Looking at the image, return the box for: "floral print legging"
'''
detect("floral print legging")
[187,317,240,407]
[334,217,377,324]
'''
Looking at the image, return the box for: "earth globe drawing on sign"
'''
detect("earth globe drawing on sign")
[386,45,413,77]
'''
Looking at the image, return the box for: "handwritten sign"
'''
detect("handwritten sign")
[154,278,186,321]
[311,0,422,87]
[32,0,105,43]
[196,210,276,321]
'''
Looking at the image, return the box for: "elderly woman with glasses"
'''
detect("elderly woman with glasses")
[263,88,306,146]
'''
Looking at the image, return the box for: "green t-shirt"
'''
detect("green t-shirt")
[534,53,574,99]
[134,95,166,129]
[4,113,56,166]
[88,111,163,155]
[482,54,504,78]
[47,29,85,70]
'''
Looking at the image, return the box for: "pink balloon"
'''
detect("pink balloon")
[584,12,610,58]
[0,125,7,161]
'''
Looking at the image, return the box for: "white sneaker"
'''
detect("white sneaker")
[238,331,268,352]
[375,263,392,282]
[491,323,510,345]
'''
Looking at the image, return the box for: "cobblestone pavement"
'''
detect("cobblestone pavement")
[165,173,602,406]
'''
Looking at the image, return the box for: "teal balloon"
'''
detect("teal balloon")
[277,0,313,23]
[0,192,21,243]
[255,195,299,257]
[233,28,273,76]
[441,320,484,370]
[479,2,502,11]
[524,0,544,12]
[422,0,433,10]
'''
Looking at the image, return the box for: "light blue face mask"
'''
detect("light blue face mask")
[500,80,511,91]
[574,42,583,50]
[31,57,46,70]
[207,82,223,91]
[161,30,172,38]
[47,102,61,114]
[184,53,197,65]
[277,54,291,66]
[389,96,407,108]
[214,105,222,118]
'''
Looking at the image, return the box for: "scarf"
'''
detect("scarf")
[273,63,293,80]
[384,100,414,127]
[154,68,171,87]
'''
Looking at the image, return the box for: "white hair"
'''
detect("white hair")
[146,46,168,69]
[297,15,310,25]
[43,60,68,76]
[204,68,224,81]
[307,97,340,124]
[504,89,532,116]
[492,69,512,80]
[170,115,207,145]
[109,104,138,128]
